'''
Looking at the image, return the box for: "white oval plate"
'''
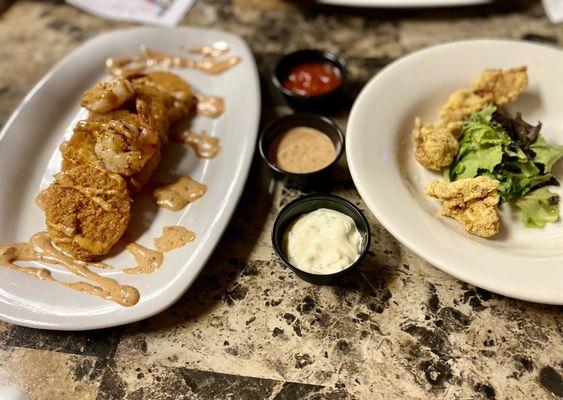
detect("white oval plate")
[317,0,491,7]
[0,27,260,329]
[347,40,563,305]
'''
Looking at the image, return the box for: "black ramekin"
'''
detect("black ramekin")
[272,194,371,284]
[258,113,345,190]
[272,49,347,112]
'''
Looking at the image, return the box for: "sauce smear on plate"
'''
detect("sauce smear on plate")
[154,176,207,211]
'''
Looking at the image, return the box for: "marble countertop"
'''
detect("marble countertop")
[0,1,562,399]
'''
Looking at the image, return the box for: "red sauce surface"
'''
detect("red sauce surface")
[281,61,342,96]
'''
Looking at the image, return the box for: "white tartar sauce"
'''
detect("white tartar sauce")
[283,208,363,275]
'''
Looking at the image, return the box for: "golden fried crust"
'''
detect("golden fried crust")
[412,118,459,171]
[60,126,97,171]
[438,90,491,136]
[425,176,500,237]
[38,164,131,261]
[471,66,528,106]
[128,147,162,193]
[132,71,193,124]
[136,93,170,144]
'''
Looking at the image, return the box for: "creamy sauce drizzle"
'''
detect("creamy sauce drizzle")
[123,243,164,275]
[0,232,140,307]
[195,94,225,118]
[106,45,241,78]
[174,130,221,159]
[188,42,230,58]
[54,171,122,212]
[154,176,207,211]
[154,226,195,252]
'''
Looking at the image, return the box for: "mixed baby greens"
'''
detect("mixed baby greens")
[447,105,563,228]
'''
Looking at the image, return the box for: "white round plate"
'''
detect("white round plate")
[317,0,491,7]
[347,40,563,305]
[0,27,260,329]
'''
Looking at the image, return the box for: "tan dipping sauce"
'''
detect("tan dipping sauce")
[123,243,164,275]
[154,176,207,211]
[196,94,225,118]
[0,232,140,307]
[175,130,221,159]
[106,46,241,78]
[154,226,195,252]
[268,127,336,174]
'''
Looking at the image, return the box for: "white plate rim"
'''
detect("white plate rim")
[0,26,261,330]
[316,0,492,8]
[346,39,563,305]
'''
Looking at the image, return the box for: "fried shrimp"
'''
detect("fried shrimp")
[81,78,135,113]
[412,118,459,171]
[78,103,160,177]
[40,72,194,260]
[425,176,500,237]
[37,164,131,261]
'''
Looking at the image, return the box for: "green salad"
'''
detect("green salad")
[446,105,563,228]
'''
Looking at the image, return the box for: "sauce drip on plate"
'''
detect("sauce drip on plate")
[154,226,196,252]
[0,232,140,307]
[196,94,225,118]
[106,45,241,78]
[123,243,164,275]
[175,131,221,159]
[154,176,207,211]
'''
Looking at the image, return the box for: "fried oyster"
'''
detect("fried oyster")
[413,66,528,170]
[412,118,459,171]
[471,66,528,106]
[43,71,194,260]
[425,176,500,238]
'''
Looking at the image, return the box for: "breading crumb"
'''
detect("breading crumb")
[439,89,491,137]
[425,176,500,237]
[471,66,528,106]
[412,117,459,171]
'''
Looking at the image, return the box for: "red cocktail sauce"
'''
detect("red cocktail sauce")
[281,61,342,97]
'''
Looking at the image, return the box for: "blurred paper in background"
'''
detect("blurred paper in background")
[66,0,196,27]
[543,0,563,23]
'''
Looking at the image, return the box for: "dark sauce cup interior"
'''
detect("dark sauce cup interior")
[258,113,345,190]
[272,194,371,285]
[272,49,347,112]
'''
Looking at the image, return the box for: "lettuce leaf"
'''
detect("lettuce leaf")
[514,187,560,228]
[529,137,563,172]
[448,106,510,181]
[447,106,563,228]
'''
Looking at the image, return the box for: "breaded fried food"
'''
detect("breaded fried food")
[62,112,161,192]
[414,66,529,171]
[412,117,459,171]
[128,149,162,192]
[136,92,170,144]
[425,176,500,237]
[78,102,160,178]
[60,125,97,171]
[132,71,193,127]
[37,163,131,261]
[471,66,528,106]
[439,90,491,136]
[81,78,135,113]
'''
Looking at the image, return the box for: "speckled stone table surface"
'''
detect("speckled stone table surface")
[0,0,562,399]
